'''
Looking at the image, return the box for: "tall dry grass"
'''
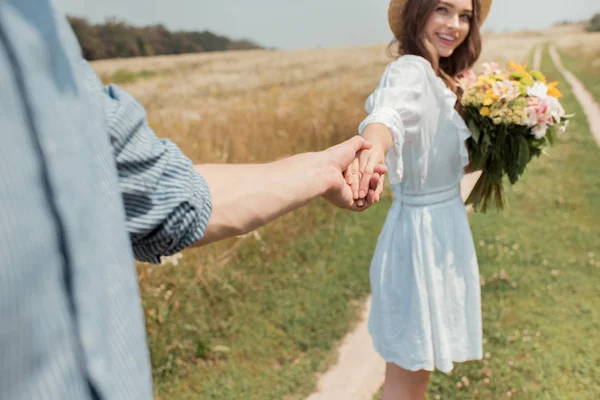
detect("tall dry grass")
[89,31,554,299]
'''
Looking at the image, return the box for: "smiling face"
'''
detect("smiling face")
[424,0,473,59]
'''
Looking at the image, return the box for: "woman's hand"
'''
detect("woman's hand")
[322,136,387,211]
[345,145,386,205]
[347,123,393,204]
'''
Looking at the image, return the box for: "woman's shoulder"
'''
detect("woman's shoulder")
[391,54,431,67]
[383,55,439,88]
[386,55,434,75]
[384,55,456,99]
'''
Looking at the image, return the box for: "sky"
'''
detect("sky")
[54,0,598,50]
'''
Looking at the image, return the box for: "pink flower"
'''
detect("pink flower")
[482,62,503,75]
[524,98,555,138]
[458,68,478,90]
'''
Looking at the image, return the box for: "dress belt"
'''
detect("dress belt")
[391,185,461,207]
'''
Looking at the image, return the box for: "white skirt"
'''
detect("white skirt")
[368,186,482,373]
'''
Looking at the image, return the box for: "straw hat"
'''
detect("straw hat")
[388,0,492,40]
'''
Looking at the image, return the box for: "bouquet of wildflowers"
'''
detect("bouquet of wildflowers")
[458,61,572,212]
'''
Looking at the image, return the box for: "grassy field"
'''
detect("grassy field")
[551,26,600,101]
[556,45,600,102]
[144,200,391,399]
[91,25,599,399]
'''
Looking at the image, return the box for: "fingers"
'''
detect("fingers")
[351,157,360,199]
[344,160,353,185]
[364,172,385,208]
[358,151,377,200]
[343,157,361,199]
[367,172,383,204]
[369,173,381,202]
[366,188,376,206]
[345,135,373,153]
[356,174,365,206]
[373,163,387,176]
[335,136,372,170]
[375,174,384,202]
[340,142,387,210]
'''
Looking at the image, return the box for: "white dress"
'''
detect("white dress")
[359,55,482,373]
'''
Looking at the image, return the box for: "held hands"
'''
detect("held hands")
[345,143,386,208]
[321,136,387,211]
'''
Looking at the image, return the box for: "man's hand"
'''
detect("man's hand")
[343,143,386,206]
[322,136,387,211]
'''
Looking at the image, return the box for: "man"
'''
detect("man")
[0,1,386,399]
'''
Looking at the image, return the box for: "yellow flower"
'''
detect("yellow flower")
[482,87,500,106]
[480,107,491,116]
[548,87,562,97]
[547,81,562,98]
[509,61,528,72]
[478,75,496,87]
[509,61,518,70]
[509,61,534,84]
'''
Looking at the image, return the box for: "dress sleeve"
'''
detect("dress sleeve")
[358,57,440,186]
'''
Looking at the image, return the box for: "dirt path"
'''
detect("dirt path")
[549,45,600,146]
[305,297,385,400]
[305,173,480,400]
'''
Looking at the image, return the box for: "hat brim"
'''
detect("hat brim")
[388,0,492,40]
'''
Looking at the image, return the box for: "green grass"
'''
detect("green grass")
[141,198,390,399]
[101,68,165,85]
[374,45,600,400]
[556,46,600,102]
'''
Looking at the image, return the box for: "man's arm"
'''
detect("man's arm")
[78,61,384,260]
[60,9,385,262]
[194,137,386,246]
[194,154,329,245]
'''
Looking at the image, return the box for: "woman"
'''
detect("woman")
[347,0,492,398]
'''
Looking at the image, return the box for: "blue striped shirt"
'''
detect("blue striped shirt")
[0,1,212,399]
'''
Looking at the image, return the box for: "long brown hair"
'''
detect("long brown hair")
[390,0,482,95]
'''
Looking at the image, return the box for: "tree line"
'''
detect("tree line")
[589,13,600,32]
[67,16,263,61]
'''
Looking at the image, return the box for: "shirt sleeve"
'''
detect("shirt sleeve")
[78,60,213,263]
[358,57,438,185]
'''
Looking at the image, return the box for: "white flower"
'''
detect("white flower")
[527,82,549,98]
[558,120,569,134]
[532,123,548,138]
[493,80,520,102]
[546,96,565,122]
